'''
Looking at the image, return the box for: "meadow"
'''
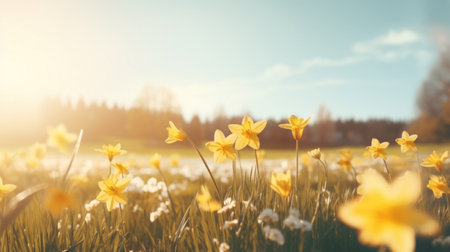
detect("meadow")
[0,116,449,252]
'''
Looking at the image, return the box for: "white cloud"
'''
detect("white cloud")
[262,56,361,81]
[351,29,425,61]
[288,79,346,90]
[140,29,430,119]
[262,29,428,82]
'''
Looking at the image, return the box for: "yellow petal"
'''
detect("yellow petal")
[278,124,292,130]
[228,124,242,135]
[242,115,253,125]
[252,120,267,133]
[235,136,249,150]
[116,177,131,191]
[214,129,225,142]
[247,135,260,150]
[371,138,380,146]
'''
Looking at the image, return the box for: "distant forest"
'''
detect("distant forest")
[2,45,449,148]
[14,96,407,149]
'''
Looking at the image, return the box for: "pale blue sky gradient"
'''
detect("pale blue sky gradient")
[1,0,449,122]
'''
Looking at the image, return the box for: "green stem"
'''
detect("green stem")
[295,140,299,193]
[382,159,392,182]
[187,138,222,202]
[254,150,260,179]
[119,205,128,252]
[158,169,176,213]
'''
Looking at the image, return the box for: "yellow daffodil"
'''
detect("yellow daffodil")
[339,169,439,252]
[69,174,88,185]
[427,175,450,199]
[44,188,77,217]
[302,154,310,166]
[95,144,127,162]
[228,115,267,150]
[0,177,16,201]
[366,138,389,160]
[149,153,161,169]
[308,148,321,160]
[26,156,40,169]
[270,170,291,198]
[31,143,47,160]
[112,162,130,175]
[421,151,448,173]
[205,129,237,163]
[197,185,221,212]
[337,149,353,172]
[96,175,131,211]
[170,154,179,167]
[279,115,311,141]
[257,150,265,165]
[0,152,14,167]
[47,124,77,153]
[395,131,418,153]
[165,121,187,143]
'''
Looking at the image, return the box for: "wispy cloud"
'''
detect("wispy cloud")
[153,29,431,118]
[351,29,426,61]
[262,57,360,81]
[262,29,428,81]
[290,79,346,90]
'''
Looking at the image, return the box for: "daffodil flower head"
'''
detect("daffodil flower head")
[270,170,291,198]
[95,144,127,162]
[96,175,131,211]
[165,121,187,144]
[308,148,321,160]
[339,168,440,252]
[366,138,389,160]
[395,131,418,153]
[112,162,130,175]
[337,149,353,172]
[0,176,16,201]
[47,124,77,153]
[0,152,15,167]
[196,185,221,212]
[256,150,265,165]
[149,153,161,169]
[45,187,77,217]
[279,115,311,141]
[170,154,180,167]
[228,115,267,150]
[205,129,237,163]
[427,175,450,198]
[421,151,448,173]
[31,143,47,160]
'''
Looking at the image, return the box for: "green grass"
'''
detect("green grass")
[0,143,449,251]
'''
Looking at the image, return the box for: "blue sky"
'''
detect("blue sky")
[1,0,449,122]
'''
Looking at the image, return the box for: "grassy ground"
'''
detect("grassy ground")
[0,140,449,251]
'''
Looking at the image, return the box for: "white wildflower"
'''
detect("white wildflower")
[219,242,230,252]
[289,209,300,218]
[85,213,91,223]
[223,219,239,230]
[150,211,161,222]
[218,197,236,214]
[263,226,285,245]
[299,219,312,231]
[283,215,302,231]
[84,199,100,212]
[258,208,279,224]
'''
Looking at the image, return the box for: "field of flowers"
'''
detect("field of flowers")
[0,115,449,252]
